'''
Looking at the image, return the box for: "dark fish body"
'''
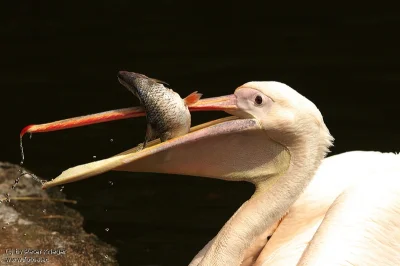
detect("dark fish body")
[117,71,201,147]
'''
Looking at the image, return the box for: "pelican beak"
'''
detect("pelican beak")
[187,94,237,113]
[20,95,237,137]
[37,92,271,189]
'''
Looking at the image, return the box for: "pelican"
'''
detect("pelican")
[24,81,400,265]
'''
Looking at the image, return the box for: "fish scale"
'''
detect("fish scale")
[117,71,202,148]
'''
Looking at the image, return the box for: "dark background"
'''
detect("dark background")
[1,2,399,265]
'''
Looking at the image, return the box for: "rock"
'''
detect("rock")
[0,162,118,266]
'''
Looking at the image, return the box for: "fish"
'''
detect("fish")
[117,71,202,148]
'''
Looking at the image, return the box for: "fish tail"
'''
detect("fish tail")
[184,91,203,106]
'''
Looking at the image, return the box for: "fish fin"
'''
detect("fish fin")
[142,139,148,149]
[149,78,170,87]
[143,124,157,149]
[184,91,203,106]
[160,132,172,142]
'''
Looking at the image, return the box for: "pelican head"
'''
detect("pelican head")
[34,81,333,265]
[232,82,331,149]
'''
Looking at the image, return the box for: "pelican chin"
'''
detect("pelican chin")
[28,81,399,265]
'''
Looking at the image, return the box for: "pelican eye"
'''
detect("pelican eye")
[254,95,263,105]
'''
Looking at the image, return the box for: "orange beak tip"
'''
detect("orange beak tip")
[20,124,34,138]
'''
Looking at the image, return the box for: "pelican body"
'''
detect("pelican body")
[22,81,400,265]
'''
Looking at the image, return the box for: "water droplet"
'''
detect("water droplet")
[105,209,108,212]
[105,228,109,232]
[6,222,9,225]
[2,226,6,230]
[110,139,113,142]
[20,137,25,165]
[23,233,27,236]
[12,175,21,190]
[104,255,108,259]
[108,181,113,186]
[93,155,97,159]
[29,133,32,139]
[42,209,46,213]
[20,172,45,185]
[60,186,64,192]
[4,193,11,203]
